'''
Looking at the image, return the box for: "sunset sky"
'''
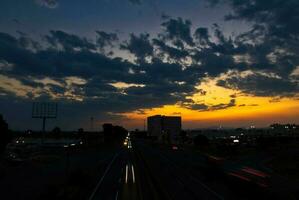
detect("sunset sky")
[0,0,298,130]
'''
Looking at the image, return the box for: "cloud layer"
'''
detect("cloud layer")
[1,1,299,129]
[36,0,58,8]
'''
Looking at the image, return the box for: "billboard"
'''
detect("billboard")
[32,102,57,119]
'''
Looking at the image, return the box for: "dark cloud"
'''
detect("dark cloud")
[210,0,299,76]
[221,0,299,39]
[121,33,153,63]
[0,30,138,79]
[45,30,96,51]
[160,17,194,46]
[36,0,58,9]
[203,0,299,97]
[238,103,259,107]
[217,72,299,97]
[192,49,235,77]
[229,94,237,98]
[19,36,42,51]
[210,98,236,110]
[0,30,202,121]
[96,31,118,50]
[152,38,189,61]
[139,59,202,85]
[185,98,236,111]
[189,103,209,111]
[194,27,210,46]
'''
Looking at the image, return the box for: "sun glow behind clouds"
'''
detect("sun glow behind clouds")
[0,75,87,101]
[123,78,299,128]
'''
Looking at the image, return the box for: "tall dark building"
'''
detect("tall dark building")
[147,115,181,142]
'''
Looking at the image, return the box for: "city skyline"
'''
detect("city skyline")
[0,0,299,131]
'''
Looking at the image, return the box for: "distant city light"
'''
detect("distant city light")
[172,146,178,150]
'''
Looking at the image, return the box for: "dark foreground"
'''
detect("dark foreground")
[89,140,295,200]
[0,139,297,200]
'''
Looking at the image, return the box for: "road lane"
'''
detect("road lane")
[89,150,125,200]
[91,139,258,200]
[135,142,224,200]
[89,145,142,200]
[120,163,139,200]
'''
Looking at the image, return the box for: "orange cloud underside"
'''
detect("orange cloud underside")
[123,80,299,128]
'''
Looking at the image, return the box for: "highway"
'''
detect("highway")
[88,142,164,200]
[88,138,278,200]
[88,136,226,200]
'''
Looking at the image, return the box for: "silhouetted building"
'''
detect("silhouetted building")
[147,115,181,142]
[103,123,127,143]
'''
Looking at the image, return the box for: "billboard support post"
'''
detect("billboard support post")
[32,102,58,144]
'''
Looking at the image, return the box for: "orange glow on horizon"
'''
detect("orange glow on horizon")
[121,79,299,128]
